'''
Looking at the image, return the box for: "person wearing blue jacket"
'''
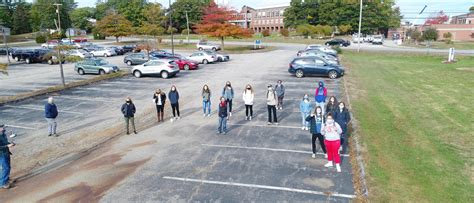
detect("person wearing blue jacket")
[169,85,180,121]
[299,94,312,130]
[333,101,351,152]
[44,97,59,137]
[314,81,327,114]
[121,97,137,135]
[0,124,15,189]
[306,106,327,159]
[222,81,234,118]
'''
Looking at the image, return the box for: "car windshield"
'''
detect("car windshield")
[95,59,108,65]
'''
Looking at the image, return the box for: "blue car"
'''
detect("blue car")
[288,56,345,79]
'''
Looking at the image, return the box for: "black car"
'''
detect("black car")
[325,39,350,47]
[109,46,126,55]
[288,56,345,79]
[122,45,140,53]
[149,50,181,59]
[11,49,63,64]
[82,45,102,52]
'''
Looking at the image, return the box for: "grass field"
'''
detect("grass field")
[342,51,474,202]
[403,41,474,50]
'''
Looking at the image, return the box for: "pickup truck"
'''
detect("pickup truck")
[11,49,64,64]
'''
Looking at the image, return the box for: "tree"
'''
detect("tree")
[0,5,13,29]
[423,27,438,41]
[338,24,352,34]
[96,13,133,42]
[139,3,166,42]
[98,0,148,27]
[296,24,315,38]
[425,11,449,25]
[30,0,76,32]
[470,6,474,12]
[11,2,32,34]
[284,0,320,28]
[409,29,422,44]
[70,7,95,32]
[171,0,212,31]
[195,2,252,50]
[280,28,289,37]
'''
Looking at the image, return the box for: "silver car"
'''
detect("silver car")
[204,50,229,62]
[299,51,339,64]
[197,41,221,51]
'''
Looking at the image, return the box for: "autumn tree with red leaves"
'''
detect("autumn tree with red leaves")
[195,2,253,50]
[424,10,449,25]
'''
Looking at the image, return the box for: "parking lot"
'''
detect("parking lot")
[0,45,354,201]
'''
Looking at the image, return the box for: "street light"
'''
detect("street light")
[53,3,66,86]
[169,0,174,55]
[357,0,362,52]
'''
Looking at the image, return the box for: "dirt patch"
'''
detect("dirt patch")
[456,67,474,72]
[303,177,334,189]
[130,140,157,148]
[82,153,123,170]
[38,183,95,203]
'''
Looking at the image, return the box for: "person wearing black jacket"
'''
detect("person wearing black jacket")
[333,101,351,152]
[306,106,327,159]
[153,89,166,122]
[168,85,180,121]
[217,96,228,134]
[121,97,137,135]
[325,96,338,116]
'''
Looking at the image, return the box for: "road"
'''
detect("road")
[0,45,355,201]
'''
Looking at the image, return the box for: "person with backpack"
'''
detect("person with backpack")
[121,97,137,135]
[217,96,228,134]
[153,89,166,122]
[202,85,211,117]
[314,81,327,114]
[222,81,234,118]
[0,124,14,189]
[169,85,180,121]
[325,96,338,116]
[333,101,351,152]
[242,84,255,121]
[44,97,59,137]
[275,80,285,110]
[306,106,327,159]
[321,113,343,172]
[299,94,312,130]
[266,84,278,125]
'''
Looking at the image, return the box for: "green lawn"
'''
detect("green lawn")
[342,51,474,202]
[403,41,474,50]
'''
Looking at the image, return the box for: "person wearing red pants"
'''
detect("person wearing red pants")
[321,113,343,172]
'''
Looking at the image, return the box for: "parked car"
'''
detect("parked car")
[73,38,88,43]
[82,44,101,52]
[11,49,48,64]
[90,48,116,57]
[196,41,221,51]
[174,57,199,70]
[149,50,179,59]
[372,35,384,45]
[204,50,229,62]
[109,46,126,55]
[75,42,92,49]
[122,45,139,53]
[288,56,345,79]
[298,51,339,65]
[67,49,92,58]
[325,38,350,47]
[187,51,217,64]
[41,42,58,49]
[132,59,180,79]
[74,58,120,75]
[0,48,9,55]
[124,52,152,66]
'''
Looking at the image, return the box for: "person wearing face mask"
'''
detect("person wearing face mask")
[314,81,327,114]
[299,94,312,130]
[153,89,167,122]
[325,96,338,116]
[222,81,234,118]
[242,84,254,121]
[202,85,211,117]
[333,101,351,152]
[321,113,343,172]
[169,85,181,121]
[121,97,137,135]
[44,97,59,137]
[0,124,15,189]
[217,96,228,134]
[306,106,327,159]
[275,80,285,110]
[266,84,278,125]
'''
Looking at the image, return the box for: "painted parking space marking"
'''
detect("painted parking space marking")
[231,123,301,129]
[57,95,117,103]
[4,105,83,115]
[162,176,356,199]
[201,144,349,157]
[4,124,39,130]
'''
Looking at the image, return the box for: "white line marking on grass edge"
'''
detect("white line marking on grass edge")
[4,105,83,115]
[201,144,350,157]
[162,176,356,199]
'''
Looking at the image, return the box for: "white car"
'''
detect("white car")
[306,45,337,56]
[197,41,221,51]
[132,59,180,79]
[90,48,116,57]
[372,35,384,45]
[305,44,324,50]
[204,50,230,62]
[299,51,339,65]
[67,49,92,58]
[41,42,58,49]
[187,51,217,64]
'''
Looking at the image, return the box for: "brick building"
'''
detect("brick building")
[450,12,474,24]
[229,4,289,33]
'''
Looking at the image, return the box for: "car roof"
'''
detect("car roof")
[293,56,329,62]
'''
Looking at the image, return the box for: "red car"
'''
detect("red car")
[174,58,199,70]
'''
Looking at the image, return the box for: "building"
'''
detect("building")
[230,4,289,33]
[450,12,474,24]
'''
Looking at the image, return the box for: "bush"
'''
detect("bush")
[423,27,438,41]
[35,35,47,43]
[167,27,177,34]
[338,24,352,35]
[280,28,289,37]
[333,45,342,54]
[443,32,452,39]
[92,28,106,40]
[296,24,315,38]
[262,29,271,37]
[181,28,191,35]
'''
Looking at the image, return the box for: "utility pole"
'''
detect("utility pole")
[54,3,66,86]
[357,0,363,52]
[169,0,174,55]
[185,10,190,44]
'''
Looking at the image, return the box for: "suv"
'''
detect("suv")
[74,58,120,75]
[197,41,221,51]
[124,52,150,66]
[187,51,217,64]
[132,59,180,79]
[288,56,345,79]
[372,35,384,45]
[11,49,48,64]
[122,45,140,53]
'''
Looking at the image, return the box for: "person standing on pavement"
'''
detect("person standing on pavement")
[325,96,338,116]
[169,85,181,121]
[217,97,228,134]
[314,81,328,114]
[222,81,234,118]
[266,84,278,125]
[306,106,327,159]
[333,101,351,152]
[299,94,312,130]
[202,85,211,117]
[44,97,58,137]
[275,80,285,110]
[0,124,14,189]
[321,113,343,172]
[121,97,137,135]
[242,84,254,121]
[153,89,166,122]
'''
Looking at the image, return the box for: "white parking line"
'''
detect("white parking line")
[162,176,356,199]
[231,123,301,129]
[4,105,83,115]
[4,124,38,130]
[201,144,350,157]
[57,95,116,103]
